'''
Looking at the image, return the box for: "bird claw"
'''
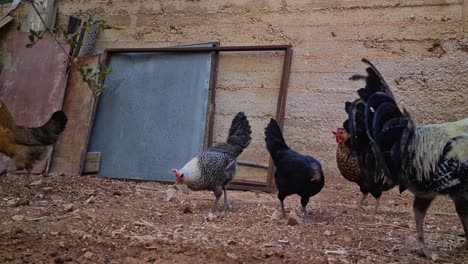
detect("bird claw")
[460,241,468,250]
[223,203,232,212]
[417,246,438,261]
[357,205,366,212]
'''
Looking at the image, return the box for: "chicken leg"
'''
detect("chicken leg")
[357,193,368,210]
[223,186,231,212]
[453,197,468,250]
[278,193,287,219]
[301,196,310,223]
[413,196,437,259]
[209,187,222,215]
[374,196,381,213]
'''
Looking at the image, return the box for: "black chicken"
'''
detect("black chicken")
[265,118,324,222]
[346,59,468,259]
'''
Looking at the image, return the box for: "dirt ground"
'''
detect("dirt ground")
[0,174,466,264]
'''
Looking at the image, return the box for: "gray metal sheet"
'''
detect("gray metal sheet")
[88,49,213,181]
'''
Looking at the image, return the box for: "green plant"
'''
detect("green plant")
[16,0,111,96]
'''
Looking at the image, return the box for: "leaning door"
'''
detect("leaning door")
[87,48,213,181]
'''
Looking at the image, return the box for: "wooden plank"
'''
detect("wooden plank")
[0,15,13,29]
[83,152,101,174]
[20,0,56,32]
[49,55,99,176]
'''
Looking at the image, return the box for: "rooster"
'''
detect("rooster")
[0,99,68,183]
[265,118,324,222]
[333,128,395,212]
[171,112,251,215]
[345,59,468,259]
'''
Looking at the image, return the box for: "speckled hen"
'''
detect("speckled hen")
[333,128,395,212]
[172,112,251,214]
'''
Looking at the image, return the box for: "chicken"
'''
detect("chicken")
[171,112,251,215]
[346,59,468,259]
[265,118,324,222]
[333,128,395,212]
[0,99,68,183]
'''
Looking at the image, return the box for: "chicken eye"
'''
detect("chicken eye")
[180,173,184,178]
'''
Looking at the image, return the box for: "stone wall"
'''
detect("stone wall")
[2,0,467,182]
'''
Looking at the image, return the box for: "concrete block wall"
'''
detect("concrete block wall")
[56,0,468,182]
[3,0,467,182]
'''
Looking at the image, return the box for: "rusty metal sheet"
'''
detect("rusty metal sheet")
[49,55,98,176]
[0,31,69,174]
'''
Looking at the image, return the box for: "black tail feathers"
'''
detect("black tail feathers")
[264,118,288,157]
[35,111,68,145]
[45,111,68,135]
[227,112,252,151]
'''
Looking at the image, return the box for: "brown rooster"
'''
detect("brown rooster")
[0,99,68,183]
[333,128,393,212]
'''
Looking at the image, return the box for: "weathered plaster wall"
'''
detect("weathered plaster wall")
[2,0,467,182]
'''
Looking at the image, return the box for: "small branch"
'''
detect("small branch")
[136,186,160,192]
[25,0,104,97]
[357,222,414,232]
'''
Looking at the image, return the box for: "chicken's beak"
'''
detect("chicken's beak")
[172,169,183,184]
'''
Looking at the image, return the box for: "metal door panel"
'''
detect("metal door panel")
[88,49,212,181]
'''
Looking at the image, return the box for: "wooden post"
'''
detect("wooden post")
[20,0,56,32]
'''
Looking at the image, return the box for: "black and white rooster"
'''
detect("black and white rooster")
[265,118,325,222]
[172,112,252,215]
[345,59,468,259]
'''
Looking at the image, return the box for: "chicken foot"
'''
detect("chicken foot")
[413,196,437,259]
[374,196,381,213]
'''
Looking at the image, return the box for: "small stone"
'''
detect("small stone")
[6,198,19,206]
[165,188,177,202]
[207,213,217,221]
[64,204,74,212]
[59,241,66,248]
[274,251,285,258]
[30,180,42,186]
[226,253,238,260]
[227,239,236,246]
[85,196,94,204]
[287,214,299,226]
[11,215,24,221]
[271,210,283,220]
[400,222,410,228]
[83,252,93,259]
[323,230,332,236]
[183,206,192,214]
